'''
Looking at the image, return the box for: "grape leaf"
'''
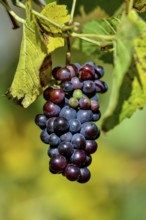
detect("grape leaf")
[39,1,70,52]
[133,0,146,12]
[101,11,146,132]
[73,17,119,57]
[6,2,50,108]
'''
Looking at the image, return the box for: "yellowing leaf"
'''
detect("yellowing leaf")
[133,0,146,12]
[40,1,70,52]
[6,3,50,108]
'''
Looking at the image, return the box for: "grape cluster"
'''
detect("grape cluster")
[35,62,108,183]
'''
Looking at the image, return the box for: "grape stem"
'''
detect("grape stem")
[71,33,115,40]
[69,0,77,24]
[0,0,25,24]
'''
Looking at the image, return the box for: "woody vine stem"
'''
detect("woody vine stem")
[0,0,115,48]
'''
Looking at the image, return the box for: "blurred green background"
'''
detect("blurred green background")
[0,1,146,220]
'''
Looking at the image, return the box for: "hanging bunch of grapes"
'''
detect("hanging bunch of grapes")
[35,62,108,183]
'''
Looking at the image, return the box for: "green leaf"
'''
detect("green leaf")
[73,17,119,57]
[39,1,70,53]
[101,11,146,132]
[6,4,50,108]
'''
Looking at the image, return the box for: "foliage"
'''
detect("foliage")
[1,0,146,129]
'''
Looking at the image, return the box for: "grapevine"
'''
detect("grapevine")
[1,0,146,184]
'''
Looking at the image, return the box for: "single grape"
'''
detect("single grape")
[83,81,96,94]
[94,65,104,79]
[79,96,91,109]
[59,106,77,120]
[43,101,61,117]
[70,149,86,167]
[58,142,74,158]
[69,97,78,108]
[92,110,101,121]
[80,64,95,80]
[46,117,56,134]
[74,63,81,71]
[60,132,72,142]
[40,128,50,144]
[35,114,47,129]
[61,81,73,93]
[57,67,71,82]
[77,110,93,124]
[89,93,99,101]
[81,122,100,139]
[53,117,69,134]
[49,155,67,173]
[71,77,83,89]
[64,164,80,181]
[52,66,62,80]
[85,140,98,154]
[47,147,60,158]
[66,64,78,77]
[91,100,100,111]
[43,86,53,100]
[73,89,83,100]
[83,155,92,167]
[71,133,86,149]
[94,80,108,93]
[69,119,81,134]
[48,133,61,146]
[77,167,91,183]
[49,89,65,104]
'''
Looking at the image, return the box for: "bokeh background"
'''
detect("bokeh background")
[0,1,146,220]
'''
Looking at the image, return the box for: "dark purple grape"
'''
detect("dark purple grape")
[70,149,86,167]
[89,93,99,101]
[81,122,100,139]
[74,63,81,71]
[60,132,72,142]
[61,81,73,93]
[64,164,80,181]
[83,81,96,94]
[79,96,91,109]
[94,65,104,79]
[46,117,56,134]
[66,64,78,77]
[40,128,50,144]
[35,114,47,129]
[69,119,81,134]
[77,168,91,183]
[85,140,98,154]
[94,80,108,93]
[43,101,61,117]
[52,66,62,79]
[80,64,95,80]
[59,106,77,120]
[43,86,53,100]
[83,155,92,167]
[71,133,86,149]
[92,111,101,121]
[58,142,74,158]
[71,77,83,89]
[49,155,67,173]
[48,133,61,146]
[91,100,100,111]
[53,117,69,134]
[47,147,60,158]
[57,67,71,82]
[77,110,93,124]
[49,89,65,104]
